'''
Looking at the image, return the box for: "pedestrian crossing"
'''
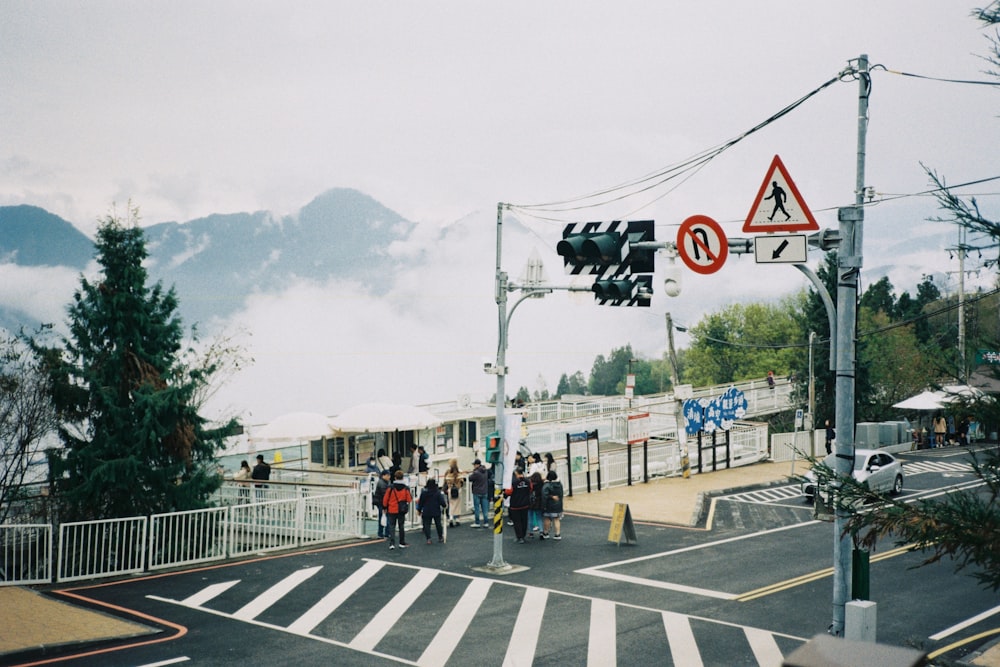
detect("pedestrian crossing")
[902,460,974,476]
[149,559,804,666]
[722,459,975,506]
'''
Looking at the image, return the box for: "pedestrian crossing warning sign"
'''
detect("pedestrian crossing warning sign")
[743,155,819,233]
[608,502,637,546]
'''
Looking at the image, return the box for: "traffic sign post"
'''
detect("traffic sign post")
[743,155,819,234]
[675,215,728,275]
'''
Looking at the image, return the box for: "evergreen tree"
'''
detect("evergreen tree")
[36,206,235,520]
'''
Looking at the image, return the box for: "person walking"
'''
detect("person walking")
[468,459,490,528]
[376,448,393,473]
[933,414,947,448]
[528,471,544,536]
[383,470,412,551]
[540,470,564,541]
[234,460,252,502]
[824,420,835,455]
[373,469,391,539]
[416,478,447,544]
[251,454,271,501]
[443,458,465,527]
[505,468,531,544]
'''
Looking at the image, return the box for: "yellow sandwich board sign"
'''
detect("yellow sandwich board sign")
[608,502,637,546]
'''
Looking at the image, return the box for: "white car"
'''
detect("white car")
[801,448,904,501]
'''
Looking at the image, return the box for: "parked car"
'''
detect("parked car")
[801,448,904,502]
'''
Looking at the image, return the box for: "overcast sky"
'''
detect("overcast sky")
[3,2,999,425]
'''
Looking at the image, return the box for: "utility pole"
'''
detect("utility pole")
[831,53,869,636]
[665,313,687,467]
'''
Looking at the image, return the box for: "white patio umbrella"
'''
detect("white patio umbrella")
[329,402,442,433]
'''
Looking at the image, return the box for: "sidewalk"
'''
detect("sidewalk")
[563,459,793,525]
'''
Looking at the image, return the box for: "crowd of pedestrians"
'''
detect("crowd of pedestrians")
[375,450,565,551]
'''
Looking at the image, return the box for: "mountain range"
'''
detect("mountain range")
[0,188,412,332]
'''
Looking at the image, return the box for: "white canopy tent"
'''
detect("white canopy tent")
[892,385,984,411]
[329,402,442,433]
[253,411,335,441]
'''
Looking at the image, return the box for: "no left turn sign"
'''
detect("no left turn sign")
[676,215,728,275]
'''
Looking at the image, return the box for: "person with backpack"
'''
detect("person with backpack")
[505,468,531,544]
[382,470,412,550]
[540,470,564,541]
[416,478,448,544]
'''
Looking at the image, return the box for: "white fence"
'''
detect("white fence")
[0,488,360,586]
[2,423,771,587]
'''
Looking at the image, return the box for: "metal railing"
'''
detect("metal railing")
[0,487,361,586]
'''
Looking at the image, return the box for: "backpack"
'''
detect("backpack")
[391,488,409,515]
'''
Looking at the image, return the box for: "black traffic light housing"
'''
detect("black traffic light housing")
[592,275,652,307]
[556,231,622,270]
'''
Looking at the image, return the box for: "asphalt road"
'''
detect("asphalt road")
[19,447,1000,667]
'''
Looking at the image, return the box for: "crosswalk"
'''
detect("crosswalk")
[722,459,975,506]
[901,460,974,476]
[149,559,803,666]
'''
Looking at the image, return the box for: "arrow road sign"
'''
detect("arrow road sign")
[753,233,807,264]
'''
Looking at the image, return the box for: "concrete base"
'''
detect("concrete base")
[844,599,877,642]
[471,563,530,576]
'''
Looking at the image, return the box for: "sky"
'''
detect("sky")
[2,2,1000,425]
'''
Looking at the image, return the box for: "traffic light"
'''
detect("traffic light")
[592,275,652,307]
[556,230,622,273]
[485,431,501,464]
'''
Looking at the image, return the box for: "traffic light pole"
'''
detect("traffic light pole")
[490,203,510,570]
[489,203,589,570]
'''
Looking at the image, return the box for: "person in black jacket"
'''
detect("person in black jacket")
[505,468,531,543]
[373,469,391,538]
[416,479,447,544]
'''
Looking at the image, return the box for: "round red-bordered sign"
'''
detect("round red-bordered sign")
[676,215,728,275]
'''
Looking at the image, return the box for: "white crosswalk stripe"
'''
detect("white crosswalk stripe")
[902,460,974,475]
[151,560,803,666]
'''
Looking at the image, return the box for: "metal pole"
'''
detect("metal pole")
[490,202,509,570]
[831,53,869,635]
[665,313,688,474]
[809,331,816,457]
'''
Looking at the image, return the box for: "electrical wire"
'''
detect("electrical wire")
[507,73,845,216]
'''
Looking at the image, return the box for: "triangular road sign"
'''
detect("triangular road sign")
[743,155,819,233]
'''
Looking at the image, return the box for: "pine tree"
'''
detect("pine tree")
[38,205,233,520]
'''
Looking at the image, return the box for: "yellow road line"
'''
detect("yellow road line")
[735,544,915,602]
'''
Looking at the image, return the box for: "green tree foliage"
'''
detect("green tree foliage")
[556,371,587,397]
[34,206,236,520]
[588,345,638,396]
[855,309,931,421]
[683,298,804,387]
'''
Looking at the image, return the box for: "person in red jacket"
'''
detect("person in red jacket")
[383,470,413,550]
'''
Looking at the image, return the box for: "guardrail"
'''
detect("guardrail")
[0,488,360,586]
